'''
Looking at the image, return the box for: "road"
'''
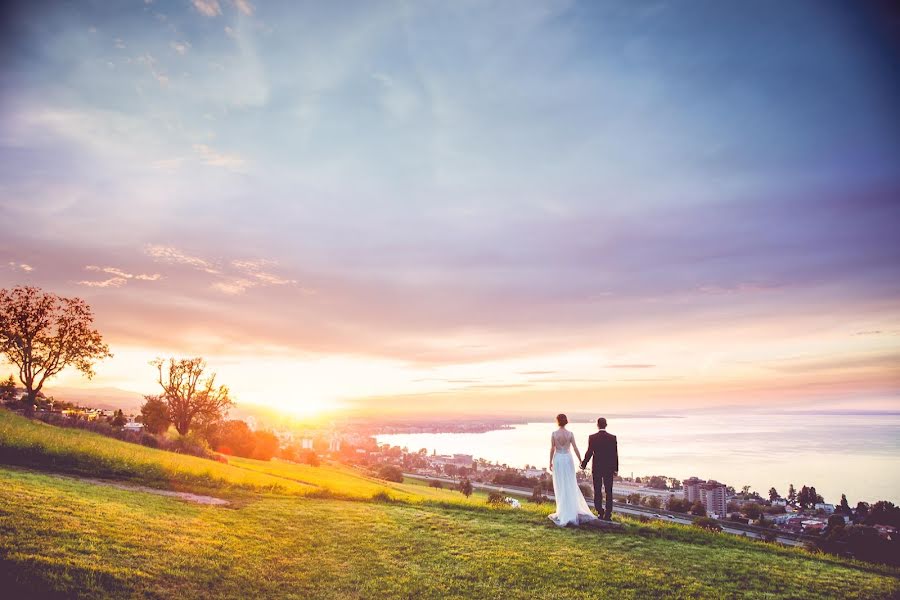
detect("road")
[404,473,807,547]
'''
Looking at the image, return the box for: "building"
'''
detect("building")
[684,477,706,504]
[814,503,835,514]
[123,422,144,432]
[700,481,728,518]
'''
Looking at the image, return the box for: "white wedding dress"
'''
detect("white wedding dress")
[548,429,597,527]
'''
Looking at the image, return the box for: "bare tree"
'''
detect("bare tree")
[152,357,233,435]
[0,286,112,410]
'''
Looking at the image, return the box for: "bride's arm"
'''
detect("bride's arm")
[549,435,555,471]
[571,433,583,463]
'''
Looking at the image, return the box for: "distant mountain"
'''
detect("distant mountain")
[43,386,145,412]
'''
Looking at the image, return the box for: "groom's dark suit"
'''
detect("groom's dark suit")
[581,430,618,520]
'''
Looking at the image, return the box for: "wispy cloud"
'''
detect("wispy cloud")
[145,245,220,274]
[192,143,245,170]
[77,265,161,288]
[136,53,168,86]
[606,364,655,369]
[233,0,254,16]
[192,0,221,17]
[170,41,191,55]
[6,262,33,273]
[215,258,299,295]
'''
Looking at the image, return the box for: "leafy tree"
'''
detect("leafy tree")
[217,420,257,457]
[787,483,797,506]
[251,430,279,461]
[643,495,662,509]
[743,502,763,521]
[647,476,668,490]
[690,501,707,516]
[666,497,692,513]
[377,465,404,483]
[0,286,111,411]
[458,479,473,498]
[839,494,851,514]
[768,487,779,502]
[741,485,752,496]
[865,501,900,528]
[530,485,546,504]
[429,480,443,489]
[152,357,233,435]
[140,395,170,434]
[0,375,18,405]
[827,514,846,529]
[110,409,127,427]
[626,493,641,505]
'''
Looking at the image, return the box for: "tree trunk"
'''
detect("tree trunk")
[24,389,37,414]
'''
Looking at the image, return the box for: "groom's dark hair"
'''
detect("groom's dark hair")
[597,417,607,429]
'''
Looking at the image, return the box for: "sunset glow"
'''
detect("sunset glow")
[1,1,897,417]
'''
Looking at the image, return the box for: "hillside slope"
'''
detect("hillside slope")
[0,411,898,599]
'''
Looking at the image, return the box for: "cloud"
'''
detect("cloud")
[192,0,222,17]
[233,0,254,16]
[136,54,168,86]
[145,245,220,274]
[7,262,33,273]
[170,41,191,55]
[214,258,299,294]
[606,364,655,369]
[77,277,127,288]
[77,265,161,288]
[192,143,246,170]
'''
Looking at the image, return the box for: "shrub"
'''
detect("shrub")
[487,491,506,505]
[693,517,722,532]
[371,490,395,503]
[429,480,443,489]
[578,482,593,499]
[377,465,404,483]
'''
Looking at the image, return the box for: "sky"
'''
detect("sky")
[0,0,898,417]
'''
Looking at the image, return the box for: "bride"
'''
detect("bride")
[548,414,597,527]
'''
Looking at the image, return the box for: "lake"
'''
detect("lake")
[376,413,900,504]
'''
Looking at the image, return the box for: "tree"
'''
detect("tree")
[743,503,763,521]
[644,495,662,509]
[0,286,112,411]
[0,375,18,405]
[666,497,692,513]
[152,357,233,435]
[377,465,403,483]
[787,484,797,506]
[458,479,473,498]
[690,501,707,516]
[769,487,779,502]
[110,409,127,427]
[839,494,851,514]
[217,420,257,457]
[865,501,900,528]
[741,485,752,497]
[251,430,279,461]
[530,485,546,504]
[140,395,170,434]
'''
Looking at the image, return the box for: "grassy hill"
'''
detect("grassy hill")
[1,410,898,599]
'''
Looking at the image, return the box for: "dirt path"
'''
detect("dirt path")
[24,469,230,505]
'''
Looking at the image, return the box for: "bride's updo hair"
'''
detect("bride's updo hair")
[556,413,568,427]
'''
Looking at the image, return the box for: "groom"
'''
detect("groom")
[580,417,618,520]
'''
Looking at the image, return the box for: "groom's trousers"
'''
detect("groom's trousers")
[593,470,614,520]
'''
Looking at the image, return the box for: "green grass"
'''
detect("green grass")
[0,409,898,599]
